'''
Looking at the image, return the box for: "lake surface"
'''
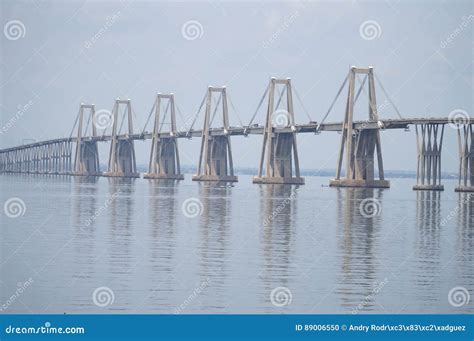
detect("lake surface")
[1,174,472,314]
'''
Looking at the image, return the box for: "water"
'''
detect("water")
[1,174,472,314]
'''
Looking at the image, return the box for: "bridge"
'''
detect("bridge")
[1,66,472,192]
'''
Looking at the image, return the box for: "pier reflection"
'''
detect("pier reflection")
[107,178,135,279]
[456,192,474,286]
[336,188,383,313]
[258,184,298,310]
[197,181,233,311]
[148,180,178,243]
[414,191,445,286]
[414,190,441,301]
[71,176,99,284]
[72,176,99,231]
[147,180,179,310]
[458,192,473,250]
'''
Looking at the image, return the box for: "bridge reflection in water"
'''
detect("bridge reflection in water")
[1,174,472,313]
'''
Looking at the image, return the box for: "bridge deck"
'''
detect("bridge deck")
[0,117,467,153]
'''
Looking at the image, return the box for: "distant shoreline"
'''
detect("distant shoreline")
[126,165,459,180]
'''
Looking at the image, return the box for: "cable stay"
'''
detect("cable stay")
[226,93,243,127]
[246,82,270,129]
[101,101,117,139]
[293,86,313,122]
[317,73,349,131]
[141,97,157,136]
[374,73,403,119]
[69,107,81,139]
[186,90,208,137]
[158,100,171,133]
[209,91,223,127]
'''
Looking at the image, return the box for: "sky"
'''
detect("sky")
[0,0,472,173]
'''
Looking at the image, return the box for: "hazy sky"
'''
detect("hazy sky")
[0,0,472,172]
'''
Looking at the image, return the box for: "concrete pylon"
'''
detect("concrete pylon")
[144,94,184,180]
[193,86,237,182]
[74,104,101,176]
[413,123,445,191]
[253,78,304,185]
[104,99,139,178]
[455,123,474,192]
[330,66,389,188]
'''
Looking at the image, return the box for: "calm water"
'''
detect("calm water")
[1,174,473,314]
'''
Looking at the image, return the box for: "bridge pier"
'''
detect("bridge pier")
[193,86,238,182]
[62,141,73,175]
[253,78,304,185]
[104,99,140,178]
[455,123,474,192]
[144,94,184,180]
[49,143,57,174]
[413,123,445,191]
[330,67,389,188]
[33,146,41,173]
[73,104,101,176]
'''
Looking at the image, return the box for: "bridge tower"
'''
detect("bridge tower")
[104,99,139,178]
[413,123,445,191]
[456,123,474,192]
[253,78,304,185]
[330,66,389,188]
[192,86,237,182]
[73,104,101,176]
[144,94,184,180]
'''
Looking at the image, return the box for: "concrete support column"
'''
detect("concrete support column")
[144,94,184,180]
[455,123,474,192]
[104,99,139,178]
[73,104,101,176]
[330,66,389,188]
[253,78,304,185]
[33,146,39,173]
[413,123,445,191]
[193,86,237,182]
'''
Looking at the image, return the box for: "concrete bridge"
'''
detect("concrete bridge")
[1,66,472,192]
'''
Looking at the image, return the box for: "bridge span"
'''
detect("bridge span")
[0,67,472,192]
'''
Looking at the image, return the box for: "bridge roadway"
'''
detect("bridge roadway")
[0,117,461,153]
